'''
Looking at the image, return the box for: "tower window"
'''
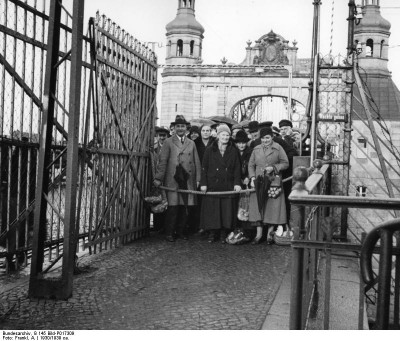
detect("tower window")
[190,40,195,56]
[366,39,373,57]
[177,39,183,56]
[380,40,385,58]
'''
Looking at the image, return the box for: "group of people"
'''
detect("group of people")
[152,115,300,244]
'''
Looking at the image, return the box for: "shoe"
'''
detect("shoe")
[220,230,227,244]
[208,232,215,243]
[166,235,175,242]
[251,236,261,245]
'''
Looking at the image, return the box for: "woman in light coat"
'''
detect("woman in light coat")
[248,127,289,244]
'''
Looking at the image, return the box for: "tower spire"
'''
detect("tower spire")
[166,0,204,65]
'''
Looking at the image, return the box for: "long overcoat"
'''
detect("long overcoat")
[199,140,241,230]
[248,141,289,225]
[155,135,201,206]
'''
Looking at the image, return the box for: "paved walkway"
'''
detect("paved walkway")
[0,232,291,330]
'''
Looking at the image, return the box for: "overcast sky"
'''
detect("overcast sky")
[66,0,400,97]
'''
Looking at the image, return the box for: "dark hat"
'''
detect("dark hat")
[155,126,170,135]
[279,119,293,128]
[171,115,189,126]
[272,126,281,135]
[248,121,259,133]
[190,126,200,134]
[259,121,273,129]
[260,127,273,138]
[235,130,250,143]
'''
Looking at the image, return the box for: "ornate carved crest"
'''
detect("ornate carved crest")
[254,30,289,65]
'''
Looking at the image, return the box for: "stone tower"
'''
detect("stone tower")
[354,0,391,76]
[165,0,205,65]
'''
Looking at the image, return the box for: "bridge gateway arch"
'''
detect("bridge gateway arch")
[160,1,312,128]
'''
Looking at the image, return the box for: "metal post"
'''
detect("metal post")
[288,65,293,119]
[376,229,393,330]
[310,53,319,164]
[290,207,305,329]
[29,0,62,296]
[340,0,358,239]
[61,0,85,299]
[309,0,321,165]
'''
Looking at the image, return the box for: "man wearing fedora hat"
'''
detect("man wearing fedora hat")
[279,119,299,151]
[154,115,201,242]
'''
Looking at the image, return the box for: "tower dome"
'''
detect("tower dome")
[165,0,204,65]
[354,0,391,76]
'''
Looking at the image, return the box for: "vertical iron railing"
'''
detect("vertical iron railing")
[289,163,330,329]
[290,189,400,329]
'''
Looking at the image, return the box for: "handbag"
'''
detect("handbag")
[267,171,282,199]
[237,192,250,221]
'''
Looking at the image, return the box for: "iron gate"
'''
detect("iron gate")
[0,0,157,279]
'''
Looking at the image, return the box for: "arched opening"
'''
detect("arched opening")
[230,95,307,130]
[380,40,385,58]
[366,39,373,57]
[177,39,183,56]
[190,40,195,56]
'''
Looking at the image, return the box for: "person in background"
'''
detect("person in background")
[154,126,169,152]
[234,130,254,239]
[169,123,175,136]
[279,119,299,151]
[247,121,260,146]
[189,125,200,141]
[199,124,242,243]
[235,130,253,189]
[152,126,170,232]
[231,123,243,140]
[191,124,216,235]
[154,115,201,242]
[210,123,218,138]
[248,127,289,244]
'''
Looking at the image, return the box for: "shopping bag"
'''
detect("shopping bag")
[237,192,250,221]
[267,173,282,199]
[144,186,163,205]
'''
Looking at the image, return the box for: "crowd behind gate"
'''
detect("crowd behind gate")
[151,115,301,245]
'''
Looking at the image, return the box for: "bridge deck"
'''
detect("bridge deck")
[0,232,291,330]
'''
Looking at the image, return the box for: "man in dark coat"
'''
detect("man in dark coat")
[279,119,300,152]
[154,115,201,242]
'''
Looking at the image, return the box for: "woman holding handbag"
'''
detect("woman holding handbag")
[248,127,289,244]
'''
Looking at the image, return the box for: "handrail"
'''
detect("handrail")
[305,164,330,193]
[289,194,400,210]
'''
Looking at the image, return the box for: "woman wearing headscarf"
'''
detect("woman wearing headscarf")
[199,124,242,243]
[248,127,289,244]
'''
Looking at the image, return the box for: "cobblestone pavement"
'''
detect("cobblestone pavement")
[0,232,291,330]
